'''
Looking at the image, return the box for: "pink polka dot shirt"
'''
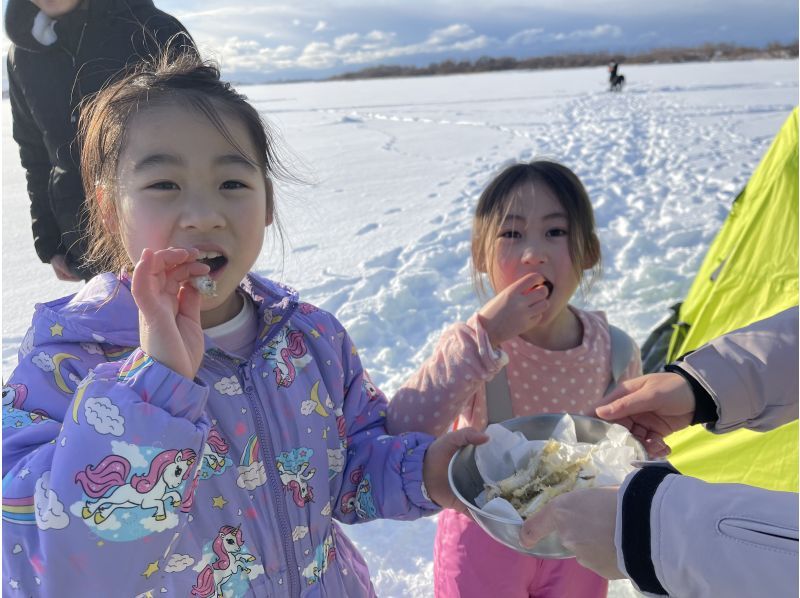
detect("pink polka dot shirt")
[387,307,641,436]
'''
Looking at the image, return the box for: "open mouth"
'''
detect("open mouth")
[196,251,228,274]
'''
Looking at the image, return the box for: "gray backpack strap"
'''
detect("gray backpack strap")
[486,368,514,424]
[486,325,635,421]
[606,324,636,394]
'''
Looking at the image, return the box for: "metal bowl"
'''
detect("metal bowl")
[447,413,645,558]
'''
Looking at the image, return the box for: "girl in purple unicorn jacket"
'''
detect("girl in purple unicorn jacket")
[1,49,486,597]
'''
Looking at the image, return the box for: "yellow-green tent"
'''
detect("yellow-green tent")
[663,108,798,491]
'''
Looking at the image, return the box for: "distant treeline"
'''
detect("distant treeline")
[328,41,799,81]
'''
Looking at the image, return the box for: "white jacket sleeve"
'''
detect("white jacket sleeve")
[675,305,798,433]
[616,467,798,597]
[615,306,800,596]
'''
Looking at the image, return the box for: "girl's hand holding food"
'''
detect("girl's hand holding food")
[131,247,210,380]
[478,273,550,347]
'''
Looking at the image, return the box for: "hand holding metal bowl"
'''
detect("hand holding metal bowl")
[447,413,645,557]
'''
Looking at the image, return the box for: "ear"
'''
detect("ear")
[582,233,601,269]
[474,254,487,274]
[472,237,488,273]
[96,185,118,234]
[264,178,274,227]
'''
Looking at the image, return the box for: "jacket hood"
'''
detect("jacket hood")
[5,0,156,51]
[30,272,299,350]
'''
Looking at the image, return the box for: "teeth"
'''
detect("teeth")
[196,251,222,260]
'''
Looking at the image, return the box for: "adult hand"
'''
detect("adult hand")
[477,273,549,347]
[596,372,696,458]
[131,247,210,380]
[50,254,82,282]
[422,427,489,513]
[519,486,624,580]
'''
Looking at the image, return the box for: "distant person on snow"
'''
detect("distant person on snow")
[519,306,798,598]
[608,61,625,91]
[387,160,642,598]
[1,50,489,596]
[5,0,194,281]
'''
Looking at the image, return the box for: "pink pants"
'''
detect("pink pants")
[434,510,608,598]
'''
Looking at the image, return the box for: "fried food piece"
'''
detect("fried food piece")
[190,275,217,297]
[486,439,596,519]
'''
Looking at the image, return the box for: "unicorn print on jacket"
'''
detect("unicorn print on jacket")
[340,466,377,519]
[302,533,336,586]
[262,325,308,388]
[75,448,196,524]
[191,525,257,598]
[276,448,316,507]
[201,427,231,477]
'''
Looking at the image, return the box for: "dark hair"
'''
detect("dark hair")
[471,160,601,299]
[79,46,286,274]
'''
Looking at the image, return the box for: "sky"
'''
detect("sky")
[1,0,798,83]
[160,0,798,82]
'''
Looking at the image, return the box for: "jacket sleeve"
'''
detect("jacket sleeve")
[6,54,62,263]
[616,466,798,597]
[2,345,211,596]
[328,320,441,524]
[387,313,508,436]
[673,306,798,433]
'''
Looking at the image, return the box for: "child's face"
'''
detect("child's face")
[30,0,83,18]
[490,183,581,325]
[115,105,270,325]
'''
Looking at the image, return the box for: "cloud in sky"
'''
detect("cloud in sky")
[290,24,490,70]
[552,24,624,41]
[507,28,545,46]
[5,1,792,82]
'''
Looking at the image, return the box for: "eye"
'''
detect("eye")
[221,180,247,190]
[148,181,179,191]
[498,230,521,239]
[226,538,235,545]
[546,228,568,237]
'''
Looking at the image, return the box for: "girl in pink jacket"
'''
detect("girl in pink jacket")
[387,160,642,597]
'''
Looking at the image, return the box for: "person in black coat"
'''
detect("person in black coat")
[5,0,195,280]
[608,61,625,92]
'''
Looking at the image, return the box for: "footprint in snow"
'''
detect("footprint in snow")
[356,223,379,236]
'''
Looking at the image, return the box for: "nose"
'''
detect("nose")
[521,242,546,264]
[178,193,225,231]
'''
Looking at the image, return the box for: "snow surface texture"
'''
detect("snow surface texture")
[2,59,797,597]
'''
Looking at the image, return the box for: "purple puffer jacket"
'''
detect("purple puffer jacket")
[2,272,438,597]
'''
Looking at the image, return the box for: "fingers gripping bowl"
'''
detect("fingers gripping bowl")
[448,413,646,557]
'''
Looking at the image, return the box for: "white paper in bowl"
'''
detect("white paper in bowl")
[473,414,638,522]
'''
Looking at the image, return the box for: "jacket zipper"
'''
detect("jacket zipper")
[212,299,301,595]
[60,21,87,126]
[240,361,301,597]
[206,301,300,596]
[60,21,87,67]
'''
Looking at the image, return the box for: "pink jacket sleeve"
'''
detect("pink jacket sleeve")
[387,314,508,436]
